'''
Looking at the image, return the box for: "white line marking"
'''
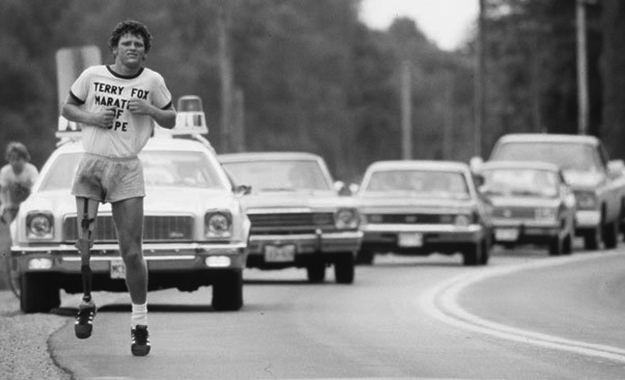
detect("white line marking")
[419,251,625,363]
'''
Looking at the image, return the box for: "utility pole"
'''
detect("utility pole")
[474,0,486,157]
[576,0,589,135]
[444,69,454,160]
[401,61,412,160]
[218,0,233,152]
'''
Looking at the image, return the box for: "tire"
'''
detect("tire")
[211,270,243,311]
[462,243,481,266]
[479,239,490,266]
[334,253,355,284]
[20,273,60,313]
[583,226,602,250]
[306,260,326,283]
[602,220,618,249]
[355,249,374,265]
[562,232,573,255]
[548,236,562,256]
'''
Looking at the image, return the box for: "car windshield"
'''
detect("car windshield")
[492,142,602,172]
[223,160,331,191]
[363,170,470,199]
[38,151,226,191]
[481,168,559,198]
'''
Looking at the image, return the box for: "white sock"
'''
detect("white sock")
[131,302,148,328]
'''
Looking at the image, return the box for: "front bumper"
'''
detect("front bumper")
[575,210,601,229]
[360,223,486,254]
[491,219,560,245]
[245,230,362,268]
[11,242,248,274]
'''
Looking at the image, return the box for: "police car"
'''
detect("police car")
[10,96,251,313]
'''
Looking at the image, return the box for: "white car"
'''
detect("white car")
[10,133,251,313]
[479,161,577,255]
[220,152,362,284]
[355,160,492,266]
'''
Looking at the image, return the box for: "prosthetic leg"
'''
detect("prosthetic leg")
[74,198,98,339]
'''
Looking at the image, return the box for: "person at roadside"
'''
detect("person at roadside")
[61,19,176,356]
[0,142,39,225]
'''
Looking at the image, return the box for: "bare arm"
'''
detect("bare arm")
[128,99,177,129]
[62,95,116,129]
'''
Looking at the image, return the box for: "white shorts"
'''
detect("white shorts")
[71,153,145,203]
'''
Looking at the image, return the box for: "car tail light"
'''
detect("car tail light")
[27,213,54,239]
[335,208,359,229]
[204,211,232,239]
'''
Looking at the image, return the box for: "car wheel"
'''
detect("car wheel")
[602,220,618,249]
[334,253,355,284]
[20,273,60,313]
[562,231,573,255]
[212,270,243,311]
[583,226,602,250]
[462,243,481,266]
[548,236,563,256]
[306,260,326,283]
[355,249,374,265]
[479,238,490,266]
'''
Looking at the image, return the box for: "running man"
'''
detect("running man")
[61,20,176,356]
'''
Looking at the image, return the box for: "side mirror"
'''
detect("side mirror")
[607,160,624,179]
[233,184,251,196]
[469,156,484,173]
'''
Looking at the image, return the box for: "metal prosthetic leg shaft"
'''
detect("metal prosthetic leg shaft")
[76,199,96,303]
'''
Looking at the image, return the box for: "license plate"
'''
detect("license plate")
[110,259,126,279]
[264,244,296,262]
[495,228,519,241]
[398,233,423,247]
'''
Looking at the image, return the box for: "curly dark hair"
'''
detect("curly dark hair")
[108,20,152,53]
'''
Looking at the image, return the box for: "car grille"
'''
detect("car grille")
[492,207,536,219]
[248,212,336,234]
[365,214,451,224]
[62,215,194,242]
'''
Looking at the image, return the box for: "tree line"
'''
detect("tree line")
[0,0,623,182]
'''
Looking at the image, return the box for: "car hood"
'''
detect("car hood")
[240,190,353,211]
[356,196,476,212]
[562,170,605,190]
[486,196,560,209]
[20,187,238,216]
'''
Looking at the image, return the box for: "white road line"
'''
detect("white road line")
[419,251,625,363]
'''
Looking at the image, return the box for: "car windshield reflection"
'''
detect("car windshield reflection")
[223,160,331,191]
[38,151,226,191]
[494,143,602,173]
[481,168,559,198]
[362,170,470,199]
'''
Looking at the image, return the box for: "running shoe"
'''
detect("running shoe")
[74,301,96,339]
[131,325,151,356]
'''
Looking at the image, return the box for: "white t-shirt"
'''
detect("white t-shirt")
[0,163,39,209]
[70,65,172,158]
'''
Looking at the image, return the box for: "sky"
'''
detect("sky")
[359,0,479,51]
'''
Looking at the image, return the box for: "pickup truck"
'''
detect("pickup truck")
[485,133,625,250]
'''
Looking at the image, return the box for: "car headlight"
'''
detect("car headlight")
[454,214,472,227]
[535,208,557,221]
[27,213,54,239]
[575,191,597,209]
[204,211,232,239]
[335,208,359,229]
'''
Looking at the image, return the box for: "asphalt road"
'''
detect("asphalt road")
[43,244,625,380]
